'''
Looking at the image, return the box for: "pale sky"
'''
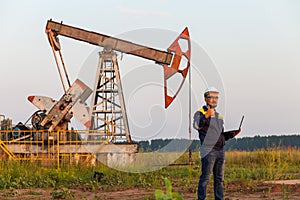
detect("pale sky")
[1,0,300,140]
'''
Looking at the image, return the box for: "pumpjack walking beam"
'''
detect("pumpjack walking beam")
[46,20,173,65]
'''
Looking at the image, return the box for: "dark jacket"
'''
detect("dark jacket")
[193,106,235,151]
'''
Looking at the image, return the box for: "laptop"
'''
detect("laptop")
[223,115,244,135]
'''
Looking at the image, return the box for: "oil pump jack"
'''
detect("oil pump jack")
[28,19,191,146]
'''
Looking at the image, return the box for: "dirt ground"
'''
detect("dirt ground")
[0,180,299,200]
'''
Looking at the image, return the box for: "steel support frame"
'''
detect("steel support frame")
[88,50,131,143]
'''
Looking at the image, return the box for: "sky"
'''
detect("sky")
[1,0,300,141]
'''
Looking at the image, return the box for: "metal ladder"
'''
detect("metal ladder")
[0,139,16,160]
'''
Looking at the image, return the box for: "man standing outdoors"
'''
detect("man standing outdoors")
[193,87,241,200]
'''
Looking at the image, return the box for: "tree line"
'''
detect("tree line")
[135,135,300,152]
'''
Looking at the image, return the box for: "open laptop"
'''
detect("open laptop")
[223,115,244,135]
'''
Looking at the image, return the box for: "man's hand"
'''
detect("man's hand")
[233,128,242,137]
[205,105,215,118]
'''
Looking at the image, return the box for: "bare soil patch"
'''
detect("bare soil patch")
[0,180,299,200]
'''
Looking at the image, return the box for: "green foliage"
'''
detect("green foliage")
[154,178,183,200]
[281,184,290,200]
[0,161,100,190]
[0,149,298,199]
[225,149,300,181]
[51,186,74,199]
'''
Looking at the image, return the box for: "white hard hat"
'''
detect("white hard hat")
[204,87,219,94]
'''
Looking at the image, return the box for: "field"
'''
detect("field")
[0,149,299,199]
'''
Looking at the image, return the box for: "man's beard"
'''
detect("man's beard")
[210,104,217,109]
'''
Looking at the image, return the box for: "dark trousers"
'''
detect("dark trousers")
[198,149,225,200]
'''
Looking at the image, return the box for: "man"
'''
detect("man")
[193,87,241,200]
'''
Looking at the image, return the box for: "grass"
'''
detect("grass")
[225,148,300,181]
[0,148,299,198]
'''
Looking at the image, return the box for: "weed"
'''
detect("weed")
[1,189,19,197]
[154,177,183,200]
[281,184,290,200]
[51,186,74,199]
[24,190,43,196]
